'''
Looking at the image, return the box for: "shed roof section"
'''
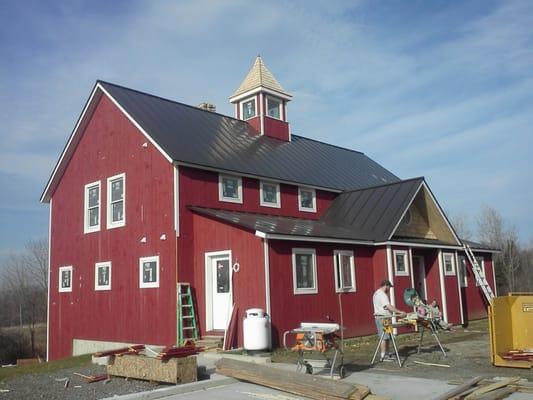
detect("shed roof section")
[321,178,424,241]
[98,81,399,191]
[230,56,290,98]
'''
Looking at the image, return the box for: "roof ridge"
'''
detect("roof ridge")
[97,80,248,125]
[341,176,424,194]
[290,134,365,155]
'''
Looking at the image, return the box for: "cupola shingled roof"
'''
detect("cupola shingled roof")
[230,56,291,98]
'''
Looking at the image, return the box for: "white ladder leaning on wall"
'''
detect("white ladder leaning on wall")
[463,243,495,303]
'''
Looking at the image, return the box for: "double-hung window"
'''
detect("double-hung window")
[219,174,243,204]
[84,181,101,233]
[107,173,125,229]
[58,266,73,293]
[95,262,111,291]
[241,98,256,120]
[394,250,409,276]
[139,256,160,288]
[298,187,316,213]
[443,253,456,276]
[260,181,280,208]
[266,96,281,119]
[292,249,318,294]
[333,250,356,292]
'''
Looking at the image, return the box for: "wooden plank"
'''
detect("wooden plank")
[475,387,516,400]
[464,377,520,400]
[432,377,483,400]
[447,379,533,395]
[215,358,369,400]
[413,361,450,368]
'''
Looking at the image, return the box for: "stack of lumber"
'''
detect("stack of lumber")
[156,344,203,360]
[437,376,530,400]
[215,358,386,400]
[94,344,145,357]
[501,349,533,362]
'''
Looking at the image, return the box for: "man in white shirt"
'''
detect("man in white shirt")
[373,279,405,361]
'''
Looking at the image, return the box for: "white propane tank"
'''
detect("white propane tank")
[243,308,271,351]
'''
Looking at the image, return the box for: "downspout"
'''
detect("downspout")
[263,238,271,316]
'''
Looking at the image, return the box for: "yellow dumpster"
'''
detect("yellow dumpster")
[489,293,533,369]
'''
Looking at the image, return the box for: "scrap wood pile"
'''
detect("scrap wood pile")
[93,342,203,360]
[215,358,387,400]
[437,376,533,400]
[501,349,533,362]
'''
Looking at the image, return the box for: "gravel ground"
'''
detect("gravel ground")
[0,362,165,400]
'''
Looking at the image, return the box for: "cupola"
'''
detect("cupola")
[229,56,292,141]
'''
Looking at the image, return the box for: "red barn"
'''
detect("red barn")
[41,57,497,360]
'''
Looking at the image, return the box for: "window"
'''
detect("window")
[292,249,318,294]
[443,253,456,276]
[84,181,101,233]
[458,256,468,287]
[219,174,243,204]
[393,250,409,276]
[333,250,356,292]
[95,262,111,291]
[107,173,125,229]
[266,96,281,119]
[58,266,73,293]
[241,98,256,120]
[139,256,159,288]
[260,181,281,208]
[298,187,316,212]
[475,257,485,286]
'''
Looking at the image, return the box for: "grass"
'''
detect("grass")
[0,354,92,382]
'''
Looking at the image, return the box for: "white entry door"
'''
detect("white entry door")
[206,252,232,330]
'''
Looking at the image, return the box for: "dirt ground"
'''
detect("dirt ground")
[273,319,533,381]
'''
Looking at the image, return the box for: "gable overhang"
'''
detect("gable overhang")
[40,82,173,203]
[386,180,462,246]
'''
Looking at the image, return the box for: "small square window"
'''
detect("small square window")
[292,249,318,294]
[107,173,125,229]
[219,174,243,204]
[139,256,159,288]
[266,96,281,119]
[443,253,456,276]
[334,250,356,292]
[84,181,101,233]
[59,266,73,293]
[298,187,316,212]
[241,98,256,120]
[260,181,280,208]
[95,261,111,291]
[394,250,409,276]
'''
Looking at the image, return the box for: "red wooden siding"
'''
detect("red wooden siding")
[268,241,377,346]
[49,94,176,360]
[189,213,265,346]
[460,253,494,321]
[442,253,461,324]
[389,246,411,312]
[263,116,290,141]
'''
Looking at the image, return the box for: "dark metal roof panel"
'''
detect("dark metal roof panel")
[99,81,399,191]
[321,178,423,241]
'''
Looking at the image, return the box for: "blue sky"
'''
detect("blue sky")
[1,0,532,259]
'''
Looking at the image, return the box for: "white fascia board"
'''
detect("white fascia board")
[386,180,424,241]
[97,83,173,163]
[174,161,343,194]
[229,86,292,103]
[41,85,102,203]
[378,241,463,250]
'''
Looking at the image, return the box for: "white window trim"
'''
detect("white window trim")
[218,174,243,204]
[107,173,126,229]
[298,187,316,213]
[84,180,101,233]
[265,95,282,121]
[458,256,468,287]
[260,180,281,208]
[393,250,409,276]
[139,256,160,288]
[333,250,356,293]
[475,257,485,287]
[240,97,257,120]
[292,248,318,294]
[58,266,73,293]
[443,252,456,276]
[95,261,112,291]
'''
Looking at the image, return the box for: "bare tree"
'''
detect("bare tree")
[450,213,473,241]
